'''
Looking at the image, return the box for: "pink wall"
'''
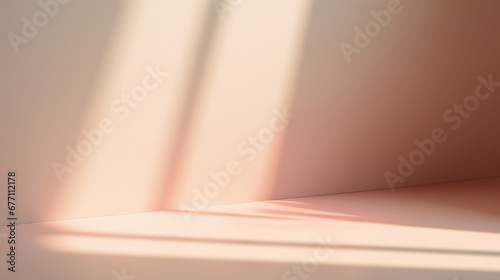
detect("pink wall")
[1,0,499,224]
[267,0,500,198]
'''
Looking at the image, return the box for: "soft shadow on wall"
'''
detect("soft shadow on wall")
[0,0,129,222]
[267,0,500,200]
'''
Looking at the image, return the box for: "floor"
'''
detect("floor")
[2,177,500,280]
